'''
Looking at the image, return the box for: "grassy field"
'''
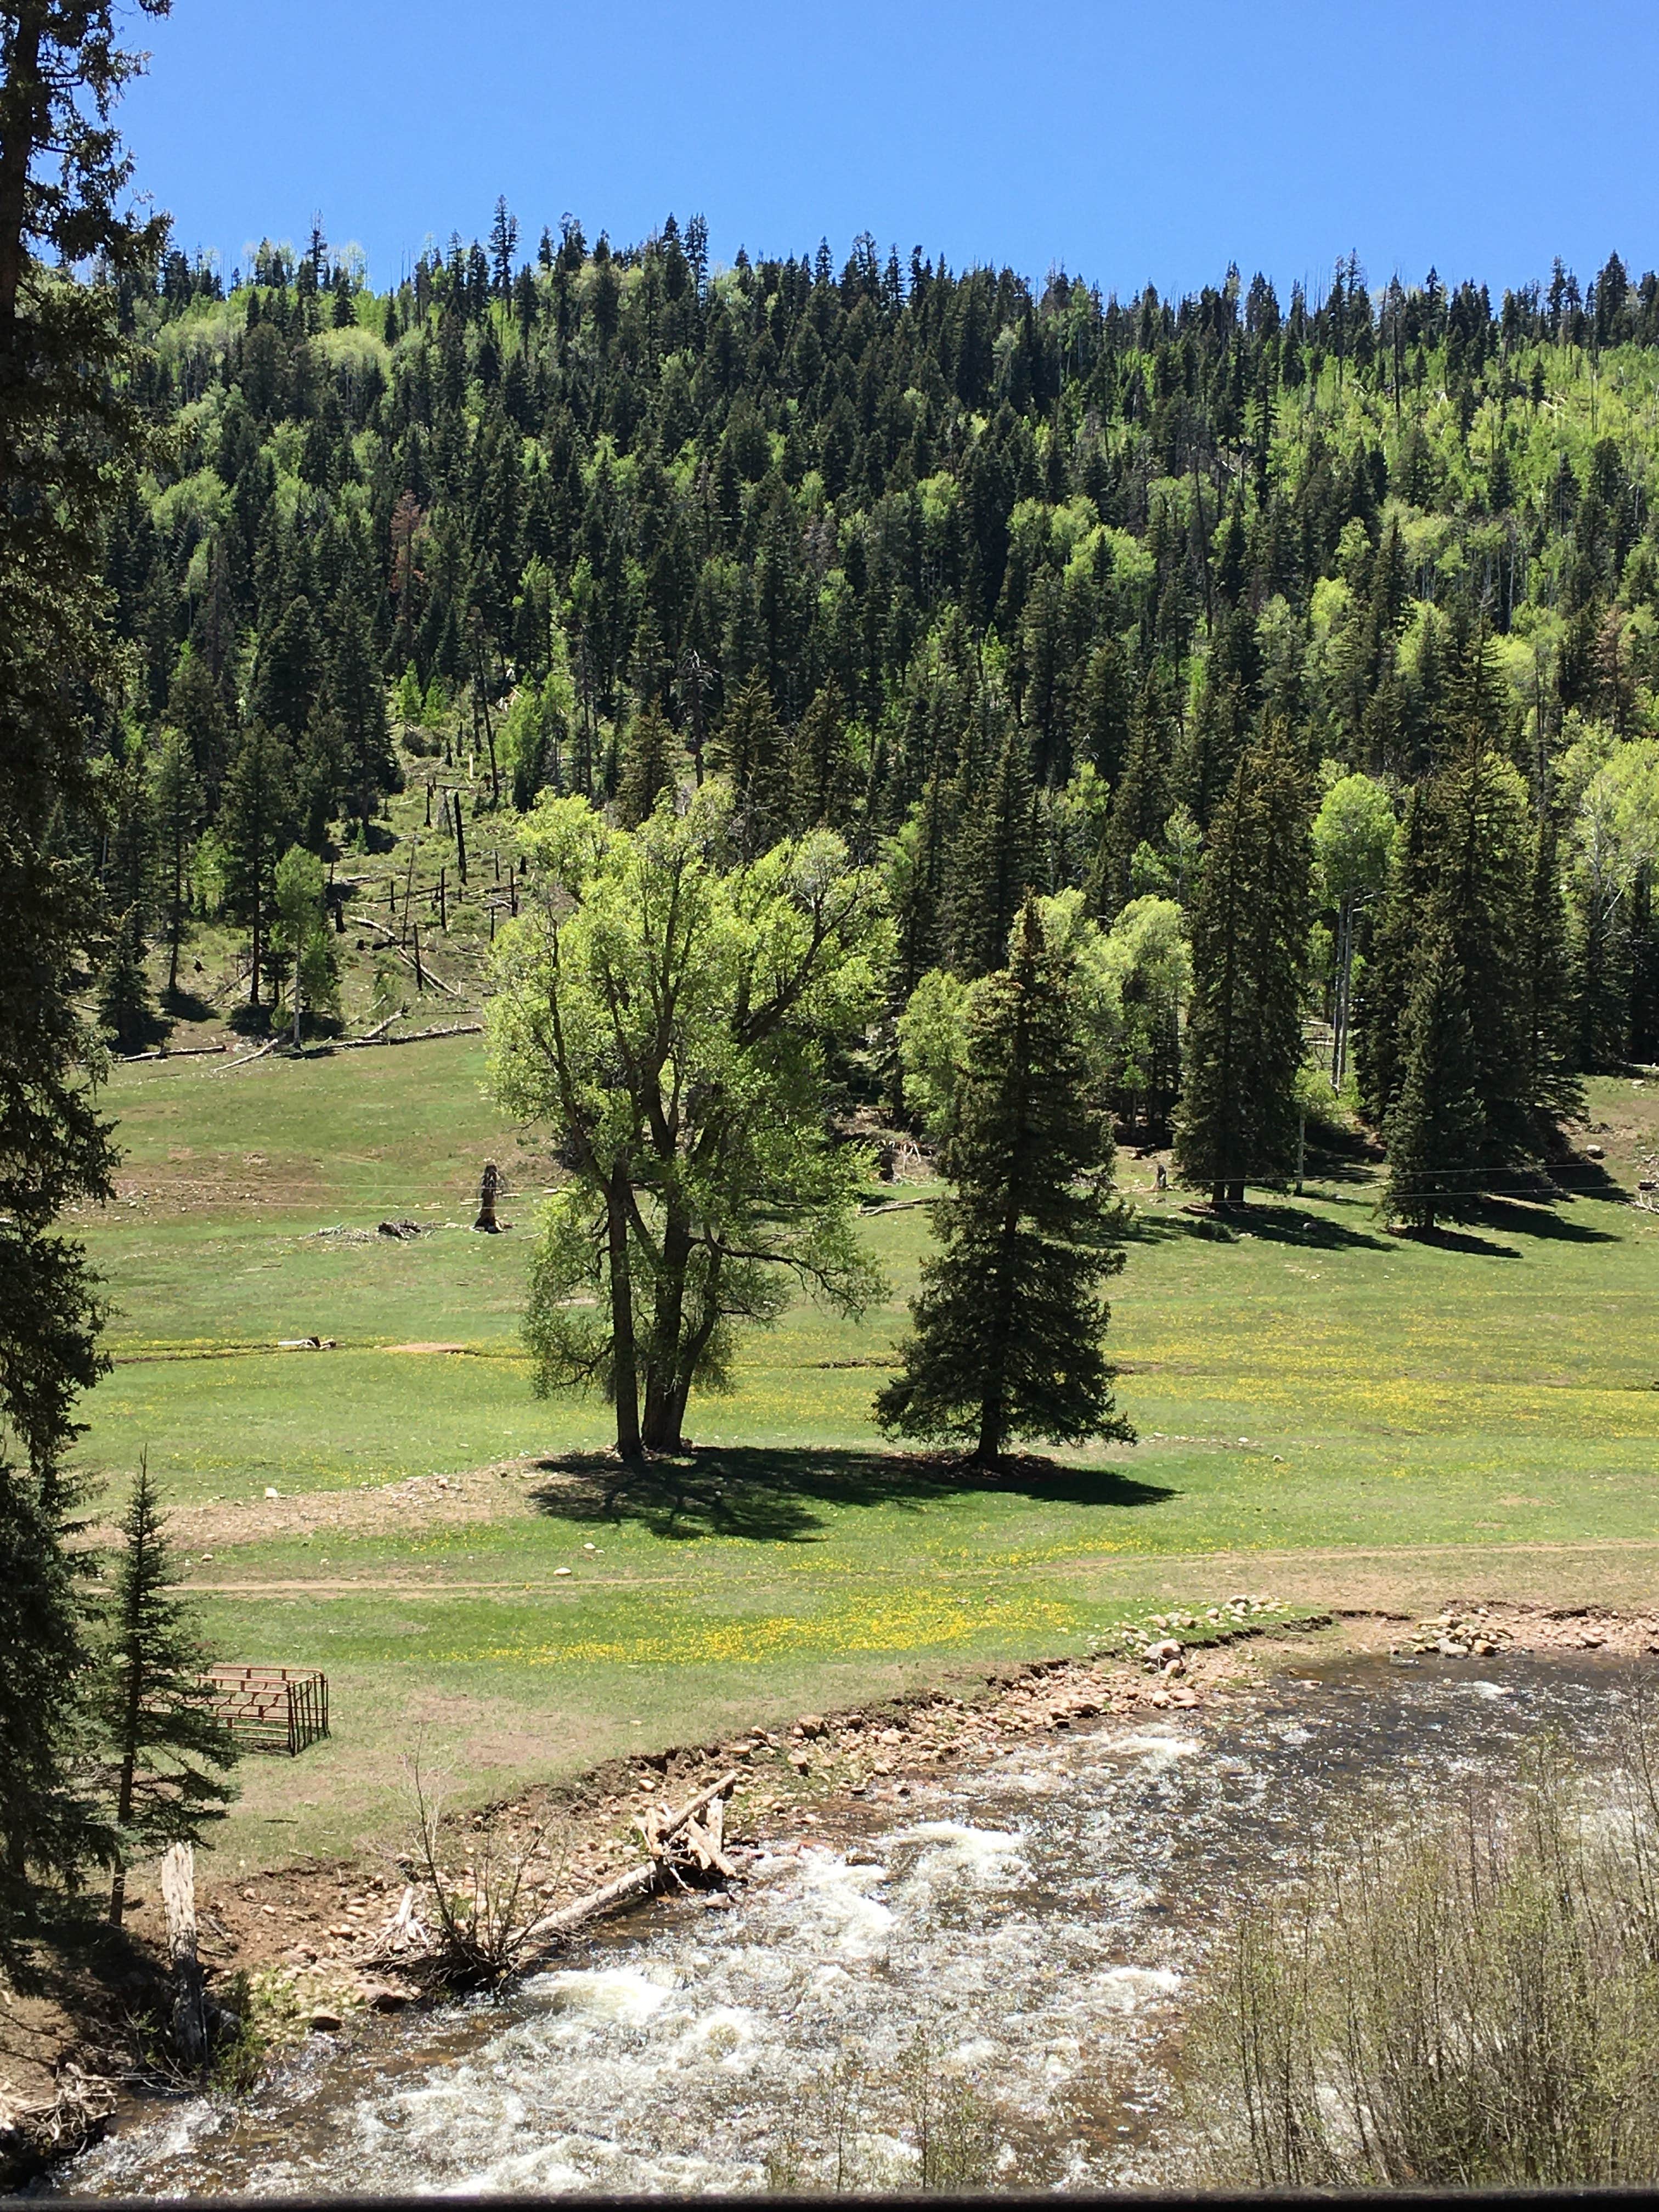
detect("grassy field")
[71,1035,1659,1873]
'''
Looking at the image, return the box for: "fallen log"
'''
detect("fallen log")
[518,1769,740,1954]
[341,1020,483,1049]
[212,1039,280,1074]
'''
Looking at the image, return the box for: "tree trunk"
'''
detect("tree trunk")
[0,7,45,348]
[641,1212,693,1453]
[160,1842,207,2068]
[607,1178,642,1461]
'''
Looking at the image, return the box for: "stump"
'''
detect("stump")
[474,1161,500,1233]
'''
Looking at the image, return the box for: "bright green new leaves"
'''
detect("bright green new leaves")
[897,890,1190,1141]
[489,788,892,1455]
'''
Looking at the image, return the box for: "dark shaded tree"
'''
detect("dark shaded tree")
[876,902,1131,1464]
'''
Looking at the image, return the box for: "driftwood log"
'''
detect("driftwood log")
[516,1771,741,1959]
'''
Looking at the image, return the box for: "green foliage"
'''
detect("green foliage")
[1174,726,1311,1201]
[270,843,340,1035]
[489,789,891,1454]
[878,902,1130,1463]
[94,1455,236,1924]
[1381,934,1486,1230]
[0,0,166,1927]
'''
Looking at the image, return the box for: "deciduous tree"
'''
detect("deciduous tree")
[488,789,890,1458]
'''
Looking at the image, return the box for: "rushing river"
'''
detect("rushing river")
[59,1654,1646,2197]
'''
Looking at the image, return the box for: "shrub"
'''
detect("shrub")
[1183,1706,1659,2186]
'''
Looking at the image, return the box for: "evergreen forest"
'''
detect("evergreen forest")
[98,218,1659,1215]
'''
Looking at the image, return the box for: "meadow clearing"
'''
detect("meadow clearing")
[72,1034,1659,1871]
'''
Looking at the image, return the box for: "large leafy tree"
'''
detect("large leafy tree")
[877,900,1130,1465]
[0,0,168,1923]
[488,788,890,1459]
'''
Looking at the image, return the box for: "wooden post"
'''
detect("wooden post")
[439,866,447,932]
[510,870,517,918]
[489,902,496,943]
[425,782,432,829]
[455,792,468,885]
[161,1842,207,2068]
[493,847,500,884]
[413,923,425,993]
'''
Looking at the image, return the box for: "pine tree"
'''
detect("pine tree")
[875,902,1131,1464]
[708,671,787,856]
[1173,724,1311,1204]
[0,0,170,1924]
[788,681,860,833]
[95,1456,236,1927]
[251,592,323,742]
[1353,783,1430,1124]
[151,726,201,1003]
[1381,931,1485,1232]
[1520,812,1583,1128]
[332,597,398,837]
[220,724,298,1014]
[165,644,232,810]
[614,701,676,828]
[98,904,154,1053]
[1088,675,1170,917]
[949,725,1034,977]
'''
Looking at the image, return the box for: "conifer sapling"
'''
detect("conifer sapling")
[98,1454,236,1927]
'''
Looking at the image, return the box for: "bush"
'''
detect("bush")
[1183,1705,1659,2186]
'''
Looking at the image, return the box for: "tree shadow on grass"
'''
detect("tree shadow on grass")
[1391,1224,1521,1259]
[1126,1199,1390,1253]
[1465,1194,1621,1246]
[526,1443,1176,1545]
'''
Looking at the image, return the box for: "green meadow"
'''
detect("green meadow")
[74,1037,1659,1868]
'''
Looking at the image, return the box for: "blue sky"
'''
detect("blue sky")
[123,0,1654,301]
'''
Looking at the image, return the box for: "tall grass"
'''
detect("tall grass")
[1184,1691,1659,2186]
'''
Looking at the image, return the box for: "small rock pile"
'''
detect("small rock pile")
[1393,1606,1514,1657]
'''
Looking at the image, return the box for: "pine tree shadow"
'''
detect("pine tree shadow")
[1122,1207,1239,1245]
[526,1444,1175,1545]
[1127,1199,1389,1252]
[1465,1195,1621,1245]
[1223,1202,1393,1252]
[1391,1224,1521,1259]
[161,985,216,1025]
[1552,1158,1633,1206]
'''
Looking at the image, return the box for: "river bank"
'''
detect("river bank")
[49,1623,1659,2197]
[7,1596,1657,2190]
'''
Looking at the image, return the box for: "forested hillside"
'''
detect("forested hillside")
[99,215,1659,1198]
